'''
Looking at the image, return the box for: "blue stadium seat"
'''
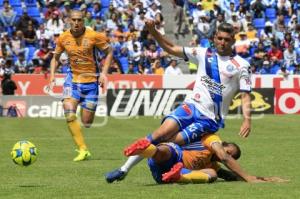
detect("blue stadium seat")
[0,0,3,6]
[33,16,43,25]
[24,0,37,7]
[27,46,36,62]
[284,17,291,25]
[265,8,276,20]
[253,18,265,30]
[13,6,23,16]
[9,0,22,7]
[27,7,40,17]
[101,0,110,8]
[119,56,129,73]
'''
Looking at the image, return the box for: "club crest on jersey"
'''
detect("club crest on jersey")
[226,65,235,72]
[82,39,89,47]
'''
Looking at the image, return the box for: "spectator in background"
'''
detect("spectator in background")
[224,2,236,21]
[133,9,146,31]
[129,43,142,69]
[241,12,253,32]
[260,21,274,47]
[268,42,283,64]
[61,1,72,19]
[145,2,161,20]
[235,32,250,58]
[273,13,285,32]
[228,12,242,32]
[164,58,182,75]
[44,1,60,21]
[0,33,14,59]
[284,44,298,67]
[106,12,120,31]
[94,16,106,32]
[46,11,64,38]
[23,24,37,47]
[274,23,286,44]
[258,60,271,74]
[33,42,53,68]
[250,0,266,18]
[15,9,39,33]
[84,12,96,29]
[0,0,16,35]
[246,23,258,43]
[277,0,292,17]
[15,53,32,73]
[251,42,267,69]
[151,58,164,75]
[91,0,103,20]
[1,70,17,95]
[281,32,293,48]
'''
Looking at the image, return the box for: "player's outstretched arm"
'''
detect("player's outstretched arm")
[239,92,251,138]
[211,142,263,183]
[145,19,185,59]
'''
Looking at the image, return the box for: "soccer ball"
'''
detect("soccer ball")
[11,141,38,166]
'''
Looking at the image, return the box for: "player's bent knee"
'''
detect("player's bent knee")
[81,118,93,128]
[65,112,77,123]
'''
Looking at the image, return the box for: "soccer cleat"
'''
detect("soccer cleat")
[123,138,151,156]
[162,162,184,183]
[105,169,127,183]
[73,149,91,161]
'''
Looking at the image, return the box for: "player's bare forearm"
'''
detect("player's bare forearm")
[49,54,61,82]
[102,46,113,74]
[241,92,251,122]
[240,92,251,137]
[212,142,253,182]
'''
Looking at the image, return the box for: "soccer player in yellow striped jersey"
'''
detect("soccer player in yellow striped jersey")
[48,10,113,161]
[123,134,287,184]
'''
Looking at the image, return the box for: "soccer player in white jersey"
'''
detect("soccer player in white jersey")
[105,22,253,183]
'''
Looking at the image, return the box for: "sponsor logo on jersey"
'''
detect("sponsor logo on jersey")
[200,76,225,96]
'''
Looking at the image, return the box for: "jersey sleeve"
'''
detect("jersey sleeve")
[239,62,252,92]
[94,32,110,51]
[54,35,65,55]
[201,134,222,151]
[183,47,206,66]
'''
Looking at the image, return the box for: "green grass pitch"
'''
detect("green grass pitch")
[0,115,299,199]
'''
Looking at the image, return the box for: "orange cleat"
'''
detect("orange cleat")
[124,138,151,156]
[162,162,184,183]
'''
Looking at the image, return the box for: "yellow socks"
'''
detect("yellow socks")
[66,113,87,150]
[178,171,210,183]
[139,144,157,158]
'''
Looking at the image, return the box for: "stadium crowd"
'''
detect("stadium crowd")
[0,0,300,76]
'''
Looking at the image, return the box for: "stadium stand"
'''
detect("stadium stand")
[0,0,299,75]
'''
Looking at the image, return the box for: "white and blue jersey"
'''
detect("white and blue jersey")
[161,47,251,145]
[183,47,252,126]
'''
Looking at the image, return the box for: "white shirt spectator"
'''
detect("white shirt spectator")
[165,61,183,75]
